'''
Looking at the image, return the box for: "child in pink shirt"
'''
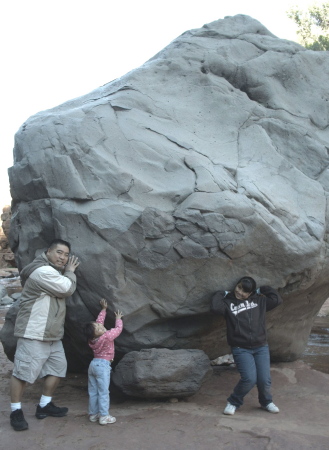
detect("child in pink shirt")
[84,298,123,425]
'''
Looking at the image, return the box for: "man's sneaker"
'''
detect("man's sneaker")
[10,408,29,431]
[262,402,279,413]
[223,402,236,415]
[99,415,116,425]
[35,402,68,419]
[89,414,99,422]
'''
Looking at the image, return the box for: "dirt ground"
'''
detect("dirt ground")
[1,309,329,450]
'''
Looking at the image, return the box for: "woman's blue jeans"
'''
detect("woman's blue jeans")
[88,358,111,416]
[228,345,272,408]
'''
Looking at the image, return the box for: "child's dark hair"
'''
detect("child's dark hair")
[236,276,256,294]
[83,322,96,342]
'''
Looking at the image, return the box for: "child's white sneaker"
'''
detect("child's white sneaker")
[223,402,236,415]
[262,402,279,413]
[99,415,116,425]
[89,414,99,422]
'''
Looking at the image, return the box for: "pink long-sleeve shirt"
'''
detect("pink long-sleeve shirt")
[88,309,123,361]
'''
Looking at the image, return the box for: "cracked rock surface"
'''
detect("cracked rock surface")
[4,14,329,368]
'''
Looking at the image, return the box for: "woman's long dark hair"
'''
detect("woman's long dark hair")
[236,276,256,294]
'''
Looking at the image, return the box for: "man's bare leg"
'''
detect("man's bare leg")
[10,375,27,403]
[42,375,60,396]
[10,376,29,431]
[36,375,68,419]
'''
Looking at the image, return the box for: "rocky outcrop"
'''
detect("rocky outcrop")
[0,300,19,359]
[112,348,211,398]
[0,206,15,269]
[3,15,329,369]
[0,266,21,361]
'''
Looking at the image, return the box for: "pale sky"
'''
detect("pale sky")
[1,0,311,209]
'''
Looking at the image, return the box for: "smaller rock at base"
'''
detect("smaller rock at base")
[1,295,14,305]
[112,348,212,399]
[0,270,12,277]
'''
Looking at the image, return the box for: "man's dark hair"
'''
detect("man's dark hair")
[48,239,71,252]
[84,322,96,342]
[236,276,256,294]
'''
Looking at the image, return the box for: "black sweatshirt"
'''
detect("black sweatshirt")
[211,286,283,348]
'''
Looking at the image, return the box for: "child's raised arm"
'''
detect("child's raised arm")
[100,298,108,310]
[114,310,124,320]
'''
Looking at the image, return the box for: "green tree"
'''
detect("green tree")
[287,2,329,50]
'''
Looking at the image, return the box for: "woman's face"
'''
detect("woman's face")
[234,283,251,300]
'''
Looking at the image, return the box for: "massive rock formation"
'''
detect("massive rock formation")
[3,15,329,369]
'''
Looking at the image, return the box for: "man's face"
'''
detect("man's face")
[46,244,70,269]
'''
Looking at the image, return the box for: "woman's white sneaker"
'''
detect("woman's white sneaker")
[223,402,236,415]
[263,402,279,413]
[99,415,116,425]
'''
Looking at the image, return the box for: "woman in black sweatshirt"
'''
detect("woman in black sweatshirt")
[211,276,283,415]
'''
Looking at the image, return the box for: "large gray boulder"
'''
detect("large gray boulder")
[4,15,329,369]
[112,348,211,398]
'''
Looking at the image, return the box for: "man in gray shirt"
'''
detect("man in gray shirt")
[10,239,80,431]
